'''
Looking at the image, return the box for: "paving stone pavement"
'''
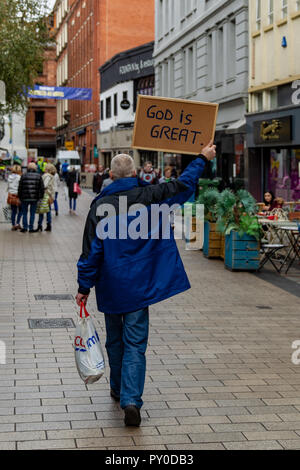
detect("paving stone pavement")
[0,180,300,450]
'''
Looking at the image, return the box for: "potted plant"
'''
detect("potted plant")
[197,188,222,258]
[216,189,262,271]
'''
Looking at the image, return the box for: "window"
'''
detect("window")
[114,93,118,116]
[268,0,274,25]
[282,0,288,18]
[35,111,44,128]
[228,19,236,79]
[100,101,104,120]
[206,34,212,88]
[106,97,111,119]
[256,92,263,112]
[256,0,261,30]
[187,45,195,92]
[270,88,278,109]
[217,27,224,83]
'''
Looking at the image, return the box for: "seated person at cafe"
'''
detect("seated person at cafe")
[274,197,285,209]
[262,191,275,212]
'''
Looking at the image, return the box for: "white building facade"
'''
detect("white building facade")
[154,0,249,186]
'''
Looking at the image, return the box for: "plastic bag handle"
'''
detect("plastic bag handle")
[80,302,90,319]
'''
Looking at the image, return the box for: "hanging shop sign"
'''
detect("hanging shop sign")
[120,99,131,110]
[65,141,75,151]
[26,85,92,101]
[132,95,218,155]
[253,116,292,145]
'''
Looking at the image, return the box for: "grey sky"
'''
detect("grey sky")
[47,0,56,11]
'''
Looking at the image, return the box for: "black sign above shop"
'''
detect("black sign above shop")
[100,42,154,93]
[253,116,292,145]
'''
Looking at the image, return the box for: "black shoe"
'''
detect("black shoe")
[45,224,52,232]
[20,228,27,233]
[55,211,58,216]
[110,389,120,402]
[124,405,141,427]
[29,229,35,233]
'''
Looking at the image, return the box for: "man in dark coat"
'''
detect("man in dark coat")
[18,162,44,233]
[92,165,108,194]
[76,142,216,427]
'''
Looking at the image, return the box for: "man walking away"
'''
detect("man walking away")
[76,142,216,426]
[18,162,44,233]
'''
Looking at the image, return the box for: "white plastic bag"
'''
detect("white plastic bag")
[74,302,105,384]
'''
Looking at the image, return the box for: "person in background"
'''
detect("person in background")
[159,166,175,184]
[7,164,22,231]
[274,197,285,209]
[66,167,80,214]
[35,164,56,232]
[93,165,108,194]
[262,191,275,212]
[18,162,44,233]
[101,172,113,192]
[139,161,158,184]
[55,160,61,176]
[61,160,69,181]
[53,167,60,216]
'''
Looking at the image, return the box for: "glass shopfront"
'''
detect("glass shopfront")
[265,148,300,203]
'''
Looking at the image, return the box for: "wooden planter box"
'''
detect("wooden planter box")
[203,221,222,258]
[225,231,260,271]
[220,234,225,260]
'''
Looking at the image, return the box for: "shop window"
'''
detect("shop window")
[35,111,45,128]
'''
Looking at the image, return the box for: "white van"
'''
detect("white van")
[56,150,81,171]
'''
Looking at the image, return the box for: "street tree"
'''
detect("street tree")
[0,0,52,115]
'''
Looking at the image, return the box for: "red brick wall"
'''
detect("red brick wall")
[26,46,57,159]
[68,0,155,166]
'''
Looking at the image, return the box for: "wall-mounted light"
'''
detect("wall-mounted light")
[282,36,287,48]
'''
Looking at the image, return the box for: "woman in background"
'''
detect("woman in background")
[7,165,22,231]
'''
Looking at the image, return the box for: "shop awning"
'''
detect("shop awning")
[216,118,246,134]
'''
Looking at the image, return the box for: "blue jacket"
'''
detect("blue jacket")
[77,156,207,314]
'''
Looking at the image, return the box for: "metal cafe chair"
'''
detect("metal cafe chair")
[258,244,287,273]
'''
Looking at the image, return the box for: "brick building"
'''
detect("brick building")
[67,0,155,166]
[26,15,57,160]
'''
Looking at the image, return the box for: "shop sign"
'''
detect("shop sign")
[120,99,131,110]
[253,116,292,145]
[65,141,75,151]
[132,95,218,155]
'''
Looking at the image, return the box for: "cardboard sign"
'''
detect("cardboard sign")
[132,95,218,155]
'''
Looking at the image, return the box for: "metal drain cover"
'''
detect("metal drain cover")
[34,294,74,301]
[28,318,75,329]
[256,305,272,310]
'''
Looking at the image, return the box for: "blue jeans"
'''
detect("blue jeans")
[22,201,37,231]
[11,205,22,226]
[53,192,58,213]
[38,211,51,227]
[69,198,76,211]
[104,307,149,409]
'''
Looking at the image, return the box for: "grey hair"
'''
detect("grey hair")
[111,154,136,179]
